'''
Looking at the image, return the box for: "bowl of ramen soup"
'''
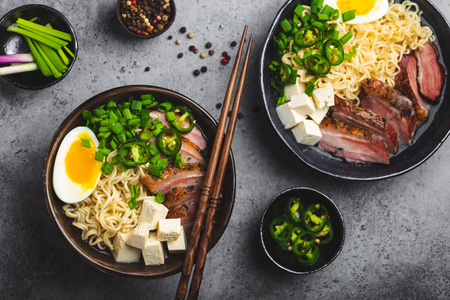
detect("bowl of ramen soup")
[43,85,236,278]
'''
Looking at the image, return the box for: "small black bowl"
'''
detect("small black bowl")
[116,0,176,39]
[0,4,78,89]
[260,187,345,274]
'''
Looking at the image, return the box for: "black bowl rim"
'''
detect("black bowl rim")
[42,85,237,278]
[115,0,176,39]
[259,0,450,181]
[0,4,79,90]
[260,187,345,275]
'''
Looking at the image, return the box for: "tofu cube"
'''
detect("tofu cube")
[284,78,306,100]
[140,199,168,230]
[312,85,334,109]
[167,226,187,254]
[127,222,151,249]
[111,231,141,263]
[157,218,181,241]
[142,232,165,266]
[290,93,316,115]
[291,120,323,145]
[308,106,329,124]
[276,102,306,129]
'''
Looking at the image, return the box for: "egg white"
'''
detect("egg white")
[323,0,389,24]
[53,126,101,203]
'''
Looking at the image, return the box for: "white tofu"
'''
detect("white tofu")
[140,199,168,230]
[142,232,165,266]
[276,102,306,130]
[290,93,316,115]
[308,106,329,124]
[284,78,306,100]
[312,85,334,109]
[111,231,141,263]
[167,226,187,254]
[157,218,181,241]
[291,119,323,145]
[127,222,151,249]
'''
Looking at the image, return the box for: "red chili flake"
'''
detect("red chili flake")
[136,29,142,34]
[131,0,136,5]
[222,51,228,57]
[221,58,229,65]
[146,27,151,33]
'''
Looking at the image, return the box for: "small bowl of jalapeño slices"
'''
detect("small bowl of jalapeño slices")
[260,187,345,274]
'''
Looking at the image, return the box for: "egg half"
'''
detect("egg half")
[53,126,102,203]
[323,0,389,24]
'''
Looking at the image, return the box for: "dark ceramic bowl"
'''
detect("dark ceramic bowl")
[260,187,345,274]
[116,0,176,38]
[259,0,450,180]
[43,85,236,278]
[0,4,78,89]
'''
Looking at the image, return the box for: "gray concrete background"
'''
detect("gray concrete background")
[1,0,449,299]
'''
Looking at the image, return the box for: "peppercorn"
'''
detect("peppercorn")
[209,50,215,56]
[230,41,237,47]
[178,53,183,58]
[200,53,206,58]
[193,69,200,76]
[145,66,150,72]
[180,27,186,33]
[189,45,196,52]
[201,66,207,73]
[168,35,172,40]
[194,49,198,54]
[222,51,228,57]
[176,39,182,44]
[225,55,231,61]
[216,103,222,109]
[238,112,244,119]
[188,32,194,38]
[205,42,212,48]
[221,58,229,65]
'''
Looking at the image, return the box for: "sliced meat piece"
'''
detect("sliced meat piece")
[141,163,205,194]
[415,42,445,102]
[164,185,201,208]
[180,137,206,165]
[360,78,416,145]
[319,117,390,165]
[331,97,398,154]
[166,202,197,229]
[395,54,429,124]
[149,110,207,150]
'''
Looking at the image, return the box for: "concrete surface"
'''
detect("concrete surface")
[1,0,449,299]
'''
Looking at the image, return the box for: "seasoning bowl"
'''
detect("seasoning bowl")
[43,85,236,278]
[0,4,78,89]
[116,0,176,38]
[260,187,345,275]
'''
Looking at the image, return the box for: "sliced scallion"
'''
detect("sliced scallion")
[80,138,91,148]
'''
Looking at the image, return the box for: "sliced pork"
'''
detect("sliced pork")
[140,163,205,194]
[167,202,197,229]
[395,54,429,124]
[331,97,398,154]
[415,42,445,102]
[319,117,390,165]
[360,78,416,145]
[164,185,201,208]
[149,110,207,150]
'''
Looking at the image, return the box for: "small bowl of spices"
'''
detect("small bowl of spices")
[116,0,175,38]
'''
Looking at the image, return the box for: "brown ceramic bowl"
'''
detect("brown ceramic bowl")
[43,85,236,278]
[0,4,78,89]
[116,0,176,38]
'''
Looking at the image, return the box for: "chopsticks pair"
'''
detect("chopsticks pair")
[175,26,252,300]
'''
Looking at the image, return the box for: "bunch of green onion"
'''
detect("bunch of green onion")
[269,0,357,105]
[82,94,184,178]
[3,17,74,78]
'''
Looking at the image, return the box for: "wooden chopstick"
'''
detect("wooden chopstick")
[187,37,253,300]
[175,25,248,300]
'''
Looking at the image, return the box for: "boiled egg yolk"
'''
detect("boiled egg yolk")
[337,0,377,16]
[64,132,100,191]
